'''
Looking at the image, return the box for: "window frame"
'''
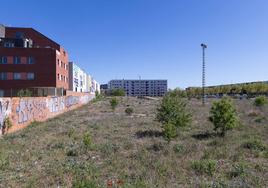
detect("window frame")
[28,56,35,64]
[14,73,21,80]
[14,56,21,64]
[27,72,35,80]
[0,56,7,64]
[0,72,8,80]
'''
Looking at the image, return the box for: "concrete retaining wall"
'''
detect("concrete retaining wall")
[0,94,94,135]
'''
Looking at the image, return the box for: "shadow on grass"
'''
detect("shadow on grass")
[192,131,218,140]
[135,130,164,138]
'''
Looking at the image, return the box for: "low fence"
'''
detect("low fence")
[0,94,95,135]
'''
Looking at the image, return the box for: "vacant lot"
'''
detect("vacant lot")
[0,97,267,187]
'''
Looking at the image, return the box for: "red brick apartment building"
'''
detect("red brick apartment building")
[0,24,69,97]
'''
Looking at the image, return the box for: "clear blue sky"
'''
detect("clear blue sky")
[1,0,268,89]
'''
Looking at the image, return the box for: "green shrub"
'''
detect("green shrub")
[254,116,266,123]
[191,159,217,176]
[110,89,125,96]
[68,128,75,138]
[173,144,184,154]
[125,107,134,115]
[0,153,9,170]
[254,96,268,107]
[99,143,119,157]
[110,97,118,110]
[156,90,192,142]
[263,151,268,158]
[92,91,104,103]
[243,138,266,151]
[209,98,239,137]
[66,149,78,157]
[163,122,177,142]
[4,117,12,131]
[95,90,100,98]
[83,132,92,148]
[156,91,192,127]
[229,163,247,178]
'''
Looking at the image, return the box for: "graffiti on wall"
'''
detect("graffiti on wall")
[1,94,94,135]
[0,98,11,134]
[47,97,65,113]
[16,98,47,124]
[80,95,93,104]
[65,96,80,108]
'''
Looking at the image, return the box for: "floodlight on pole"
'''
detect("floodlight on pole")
[201,43,207,106]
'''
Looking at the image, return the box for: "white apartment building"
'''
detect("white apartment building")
[69,62,88,92]
[108,79,167,97]
[91,79,100,94]
[69,62,100,94]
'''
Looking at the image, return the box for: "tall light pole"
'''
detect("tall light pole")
[201,43,207,106]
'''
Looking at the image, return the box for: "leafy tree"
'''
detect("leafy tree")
[171,88,187,98]
[156,90,192,142]
[209,97,239,136]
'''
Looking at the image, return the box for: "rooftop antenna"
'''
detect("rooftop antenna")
[201,43,207,106]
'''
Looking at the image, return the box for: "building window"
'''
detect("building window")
[0,57,7,64]
[61,75,63,81]
[57,59,60,66]
[28,57,35,64]
[57,74,60,80]
[14,56,21,64]
[0,72,7,80]
[14,73,21,80]
[27,73,35,80]
[61,61,63,67]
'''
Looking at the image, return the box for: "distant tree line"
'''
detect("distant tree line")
[186,82,268,98]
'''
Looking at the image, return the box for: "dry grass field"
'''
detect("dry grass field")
[0,97,267,187]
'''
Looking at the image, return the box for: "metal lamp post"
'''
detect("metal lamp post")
[201,43,207,106]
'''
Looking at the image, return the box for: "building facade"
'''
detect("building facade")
[108,79,167,97]
[91,79,100,94]
[69,62,88,92]
[0,25,69,97]
[69,62,100,94]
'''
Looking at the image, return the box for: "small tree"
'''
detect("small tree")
[209,98,239,137]
[110,97,118,110]
[156,90,192,142]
